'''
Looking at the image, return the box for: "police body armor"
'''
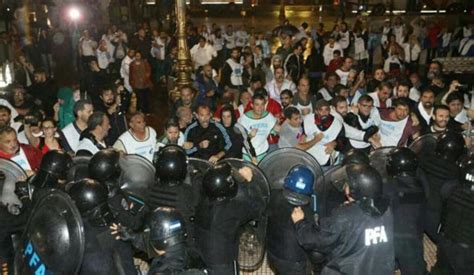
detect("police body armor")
[147,158,210,248]
[67,156,91,183]
[14,190,85,275]
[220,158,270,271]
[439,187,474,247]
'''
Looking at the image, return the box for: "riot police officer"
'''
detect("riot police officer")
[89,149,146,230]
[386,148,427,275]
[111,207,207,274]
[431,157,474,274]
[195,162,265,275]
[147,145,203,248]
[342,148,370,165]
[266,165,315,275]
[292,164,395,275]
[418,131,466,243]
[68,178,136,274]
[29,149,72,191]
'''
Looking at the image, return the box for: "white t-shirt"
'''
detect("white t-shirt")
[265,79,297,104]
[62,122,82,153]
[335,69,350,86]
[114,127,157,163]
[80,38,97,56]
[223,32,236,49]
[190,43,217,70]
[238,111,276,156]
[303,114,342,165]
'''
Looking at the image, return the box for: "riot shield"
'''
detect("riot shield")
[118,154,155,200]
[66,156,91,183]
[218,158,270,271]
[315,165,347,217]
[14,189,84,275]
[188,157,212,175]
[369,146,395,180]
[0,158,27,210]
[259,148,324,191]
[409,133,439,157]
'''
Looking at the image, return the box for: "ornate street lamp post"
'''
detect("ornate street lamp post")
[169,0,192,101]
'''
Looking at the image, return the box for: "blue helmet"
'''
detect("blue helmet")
[283,165,315,206]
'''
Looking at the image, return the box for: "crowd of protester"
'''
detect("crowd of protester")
[0,14,472,176]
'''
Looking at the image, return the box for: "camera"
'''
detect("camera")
[24,116,40,126]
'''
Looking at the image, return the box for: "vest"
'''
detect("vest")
[226,59,243,86]
[303,114,342,165]
[117,127,157,163]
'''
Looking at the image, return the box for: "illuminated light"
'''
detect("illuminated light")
[67,7,81,21]
[319,5,323,12]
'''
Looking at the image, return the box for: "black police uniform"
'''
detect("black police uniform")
[108,193,147,231]
[385,175,427,275]
[432,184,474,275]
[79,220,137,275]
[294,201,395,275]
[266,190,314,275]
[195,183,265,275]
[418,154,459,243]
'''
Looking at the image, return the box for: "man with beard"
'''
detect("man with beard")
[420,105,451,135]
[76,111,111,156]
[369,82,392,109]
[95,86,127,145]
[423,61,443,87]
[27,68,57,117]
[375,98,420,147]
[221,47,243,91]
[366,68,386,94]
[316,72,340,101]
[171,86,198,116]
[0,105,22,136]
[195,64,220,111]
[303,99,344,167]
[114,112,157,162]
[280,89,294,110]
[394,81,417,111]
[60,99,94,153]
[185,105,231,164]
[412,89,435,132]
[265,67,297,104]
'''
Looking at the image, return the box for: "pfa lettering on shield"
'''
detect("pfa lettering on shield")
[24,241,52,275]
[364,226,388,246]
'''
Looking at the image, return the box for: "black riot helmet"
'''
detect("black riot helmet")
[435,131,466,162]
[342,149,370,166]
[154,145,188,185]
[39,150,72,180]
[68,178,114,227]
[89,149,121,183]
[387,147,418,177]
[202,162,238,201]
[148,207,187,251]
[346,164,383,200]
[31,150,72,190]
[458,157,474,189]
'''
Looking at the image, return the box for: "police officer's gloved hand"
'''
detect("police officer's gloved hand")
[109,223,136,241]
[363,126,379,142]
[14,181,30,203]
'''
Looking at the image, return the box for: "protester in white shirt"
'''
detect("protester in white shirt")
[190,37,217,70]
[114,112,157,163]
[120,49,135,92]
[323,37,343,66]
[264,67,296,104]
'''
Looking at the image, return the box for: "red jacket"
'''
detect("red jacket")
[0,144,43,171]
